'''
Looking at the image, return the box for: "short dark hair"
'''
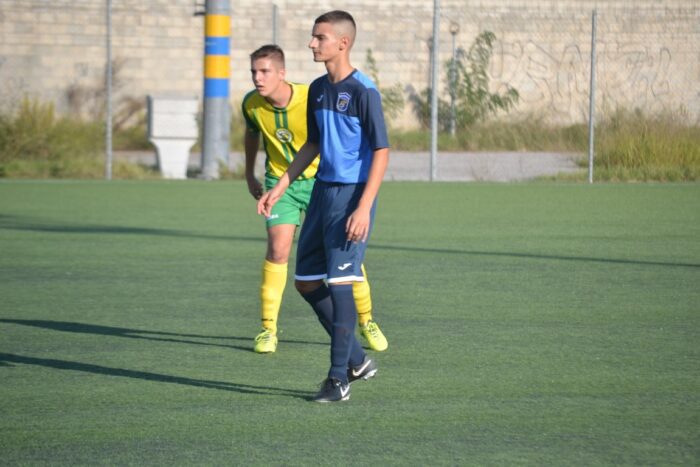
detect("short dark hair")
[250,44,285,67]
[314,10,356,31]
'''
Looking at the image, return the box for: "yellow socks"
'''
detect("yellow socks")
[260,260,288,334]
[352,264,373,326]
[354,265,388,352]
[261,261,371,330]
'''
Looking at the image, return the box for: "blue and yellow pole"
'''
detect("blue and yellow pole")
[201,0,231,179]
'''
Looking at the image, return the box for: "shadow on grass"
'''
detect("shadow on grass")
[2,214,698,269]
[0,214,253,243]
[0,319,327,350]
[371,243,700,269]
[0,352,311,399]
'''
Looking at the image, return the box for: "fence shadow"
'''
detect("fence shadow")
[0,213,259,243]
[3,213,697,269]
[371,243,700,269]
[0,352,311,400]
[0,319,328,350]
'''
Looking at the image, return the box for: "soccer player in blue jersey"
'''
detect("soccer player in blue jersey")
[258,10,389,402]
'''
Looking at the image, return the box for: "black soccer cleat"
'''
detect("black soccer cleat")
[313,377,350,403]
[347,356,378,384]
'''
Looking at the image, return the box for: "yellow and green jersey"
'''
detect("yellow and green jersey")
[241,82,319,180]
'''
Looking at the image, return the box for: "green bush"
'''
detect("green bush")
[113,120,151,151]
[0,96,161,179]
[0,97,102,164]
[408,31,519,131]
[391,108,699,182]
[390,116,588,153]
[592,108,700,181]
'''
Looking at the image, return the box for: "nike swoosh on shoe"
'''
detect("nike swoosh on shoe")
[352,359,372,377]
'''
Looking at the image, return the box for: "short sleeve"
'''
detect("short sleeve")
[241,93,260,133]
[360,88,389,150]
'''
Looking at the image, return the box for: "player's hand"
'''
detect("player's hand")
[257,186,282,218]
[346,206,371,243]
[246,175,263,200]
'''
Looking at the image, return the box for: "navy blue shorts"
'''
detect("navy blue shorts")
[295,180,376,284]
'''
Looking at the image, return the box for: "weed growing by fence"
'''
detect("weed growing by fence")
[390,117,588,153]
[591,108,700,181]
[408,31,520,131]
[0,97,158,179]
[1,96,697,181]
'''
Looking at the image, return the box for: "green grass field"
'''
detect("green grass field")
[1,180,698,465]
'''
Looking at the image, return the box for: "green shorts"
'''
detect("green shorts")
[264,174,315,227]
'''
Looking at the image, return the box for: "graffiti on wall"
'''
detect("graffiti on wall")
[488,37,688,123]
[491,39,590,122]
[599,43,674,113]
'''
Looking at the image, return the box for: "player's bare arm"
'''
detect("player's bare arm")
[346,147,389,242]
[257,141,320,217]
[244,129,263,199]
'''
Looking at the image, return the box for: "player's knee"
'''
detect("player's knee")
[295,279,323,295]
[265,243,291,264]
[265,250,289,264]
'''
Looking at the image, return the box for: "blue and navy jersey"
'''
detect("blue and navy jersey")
[306,69,389,184]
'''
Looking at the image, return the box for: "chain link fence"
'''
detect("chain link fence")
[239,2,699,125]
[0,0,697,179]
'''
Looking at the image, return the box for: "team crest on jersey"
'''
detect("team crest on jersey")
[275,128,293,144]
[336,92,351,112]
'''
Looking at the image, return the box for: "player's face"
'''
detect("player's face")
[250,57,285,97]
[308,22,341,62]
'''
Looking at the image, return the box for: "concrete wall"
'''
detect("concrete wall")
[1,0,698,127]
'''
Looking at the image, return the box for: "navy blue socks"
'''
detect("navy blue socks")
[301,283,365,383]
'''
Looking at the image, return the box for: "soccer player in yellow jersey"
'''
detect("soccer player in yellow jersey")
[242,44,388,353]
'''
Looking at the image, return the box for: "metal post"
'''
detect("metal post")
[587,9,597,184]
[272,4,279,44]
[430,0,440,182]
[105,0,113,180]
[201,0,231,180]
[449,22,459,138]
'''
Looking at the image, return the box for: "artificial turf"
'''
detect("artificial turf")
[1,180,698,465]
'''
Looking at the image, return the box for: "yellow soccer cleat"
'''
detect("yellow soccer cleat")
[360,320,388,352]
[254,329,278,353]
